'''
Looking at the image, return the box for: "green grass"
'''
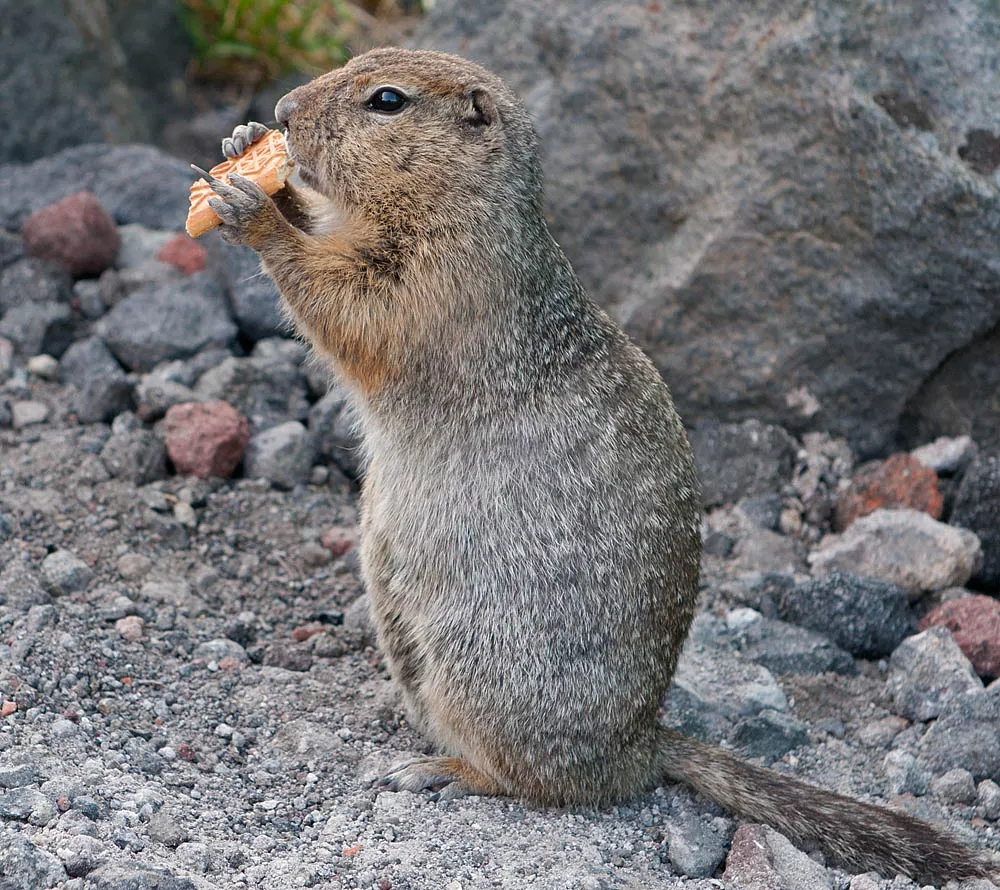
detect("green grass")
[179,0,350,84]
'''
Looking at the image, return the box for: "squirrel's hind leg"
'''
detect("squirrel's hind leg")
[375,756,503,802]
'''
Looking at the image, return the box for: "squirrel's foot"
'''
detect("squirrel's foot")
[191,167,284,250]
[375,756,501,802]
[222,121,269,159]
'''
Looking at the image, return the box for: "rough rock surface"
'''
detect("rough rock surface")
[808,508,982,598]
[0,0,190,164]
[887,627,983,722]
[0,145,194,231]
[773,571,912,657]
[951,454,1000,590]
[689,420,798,507]
[97,277,236,372]
[414,0,1000,456]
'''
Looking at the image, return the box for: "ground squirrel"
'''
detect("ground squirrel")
[201,47,994,884]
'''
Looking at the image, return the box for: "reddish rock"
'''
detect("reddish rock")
[721,824,780,890]
[21,191,119,277]
[321,527,357,557]
[157,234,207,274]
[292,623,325,642]
[164,401,250,479]
[177,742,197,762]
[920,594,1000,678]
[0,701,15,718]
[834,453,943,531]
[115,615,144,642]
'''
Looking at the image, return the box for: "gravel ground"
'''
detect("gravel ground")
[0,169,997,889]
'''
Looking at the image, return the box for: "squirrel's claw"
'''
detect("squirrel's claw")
[222,121,269,159]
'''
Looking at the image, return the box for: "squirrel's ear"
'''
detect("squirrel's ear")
[460,87,498,128]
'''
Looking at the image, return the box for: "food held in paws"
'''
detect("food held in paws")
[185,129,294,238]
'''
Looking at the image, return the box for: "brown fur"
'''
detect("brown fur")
[209,47,998,886]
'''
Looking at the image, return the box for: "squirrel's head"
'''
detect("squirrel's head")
[275,48,542,234]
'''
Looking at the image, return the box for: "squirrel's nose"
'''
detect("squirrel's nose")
[275,96,299,130]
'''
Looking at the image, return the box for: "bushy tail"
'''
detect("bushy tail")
[656,727,997,885]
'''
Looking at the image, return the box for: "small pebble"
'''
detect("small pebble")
[977,779,1000,820]
[27,353,60,380]
[12,400,49,428]
[115,615,144,642]
[929,768,977,804]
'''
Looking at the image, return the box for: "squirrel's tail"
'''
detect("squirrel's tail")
[656,726,997,884]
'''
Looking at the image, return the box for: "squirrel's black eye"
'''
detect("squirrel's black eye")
[367,88,408,114]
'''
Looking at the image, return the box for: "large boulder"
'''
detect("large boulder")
[0,0,191,163]
[414,0,1000,457]
[0,145,194,231]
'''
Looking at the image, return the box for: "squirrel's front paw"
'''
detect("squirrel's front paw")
[221,121,268,159]
[192,167,281,250]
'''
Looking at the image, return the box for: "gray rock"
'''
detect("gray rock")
[85,864,196,890]
[888,626,982,721]
[737,494,783,531]
[978,779,1000,820]
[98,276,236,372]
[0,0,189,164]
[309,386,365,479]
[100,263,179,308]
[911,435,978,475]
[0,258,71,313]
[0,300,75,358]
[901,323,1000,455]
[60,337,133,424]
[689,420,797,508]
[0,560,51,612]
[731,612,855,676]
[100,430,168,485]
[58,835,109,878]
[723,823,831,890]
[808,509,983,598]
[135,376,202,423]
[0,831,66,890]
[195,353,308,433]
[929,767,977,804]
[269,719,343,765]
[883,750,929,796]
[666,812,727,878]
[919,687,1000,781]
[244,421,314,490]
[728,709,810,765]
[174,842,211,875]
[115,225,175,270]
[704,504,807,575]
[0,231,23,268]
[72,279,105,319]
[773,571,913,657]
[220,243,287,341]
[951,455,1000,590]
[41,549,93,595]
[261,641,313,672]
[415,0,1000,457]
[0,786,55,824]
[672,615,788,721]
[146,811,189,848]
[0,144,194,231]
[193,638,248,664]
[0,763,38,788]
[11,401,48,428]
